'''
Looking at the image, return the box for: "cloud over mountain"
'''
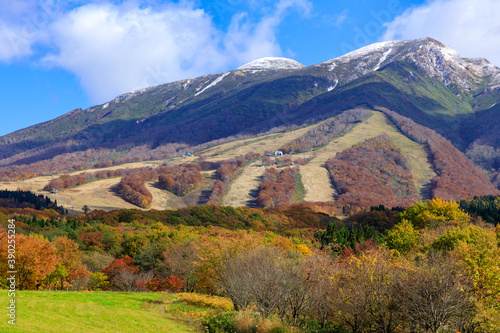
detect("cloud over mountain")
[0,0,312,103]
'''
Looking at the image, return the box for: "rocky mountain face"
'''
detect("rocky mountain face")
[315,37,500,93]
[1,37,500,179]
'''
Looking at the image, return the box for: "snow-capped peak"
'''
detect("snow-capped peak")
[336,40,412,61]
[237,57,305,70]
[315,37,500,92]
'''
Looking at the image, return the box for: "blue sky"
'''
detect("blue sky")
[1,0,499,136]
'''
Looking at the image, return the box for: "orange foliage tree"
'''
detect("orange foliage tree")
[0,231,59,290]
[52,237,90,289]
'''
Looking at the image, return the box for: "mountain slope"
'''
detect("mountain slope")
[3,108,497,213]
[1,37,500,196]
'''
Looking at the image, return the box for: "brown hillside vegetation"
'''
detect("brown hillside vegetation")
[256,167,299,208]
[3,107,498,212]
[158,164,203,196]
[0,143,186,182]
[117,169,156,208]
[325,134,419,208]
[377,107,500,200]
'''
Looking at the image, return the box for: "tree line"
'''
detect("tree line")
[256,167,299,208]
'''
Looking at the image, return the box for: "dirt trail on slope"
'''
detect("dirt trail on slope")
[223,161,266,207]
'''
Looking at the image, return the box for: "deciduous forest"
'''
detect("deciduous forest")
[1,193,500,332]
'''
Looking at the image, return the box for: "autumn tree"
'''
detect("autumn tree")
[156,241,200,292]
[385,219,420,255]
[307,253,337,328]
[51,237,90,289]
[399,197,469,229]
[331,249,405,333]
[433,224,500,330]
[102,257,140,290]
[0,231,60,290]
[82,252,115,273]
[397,252,476,332]
[133,241,167,271]
[216,245,317,320]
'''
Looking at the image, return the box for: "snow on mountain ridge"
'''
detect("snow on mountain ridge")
[195,72,230,96]
[315,37,500,92]
[238,57,305,70]
[335,39,416,62]
[403,38,500,90]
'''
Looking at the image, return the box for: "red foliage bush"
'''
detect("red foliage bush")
[78,231,105,249]
[158,164,203,196]
[146,276,168,292]
[165,275,183,292]
[256,167,299,208]
[102,256,140,290]
[116,170,155,208]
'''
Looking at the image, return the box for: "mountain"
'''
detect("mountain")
[1,37,500,211]
[237,57,306,70]
[2,38,500,159]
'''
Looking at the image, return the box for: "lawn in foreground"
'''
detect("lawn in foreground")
[0,291,204,333]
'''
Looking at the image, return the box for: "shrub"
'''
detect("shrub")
[202,312,237,333]
[158,164,203,196]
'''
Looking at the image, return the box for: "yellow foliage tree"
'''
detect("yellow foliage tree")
[399,197,468,229]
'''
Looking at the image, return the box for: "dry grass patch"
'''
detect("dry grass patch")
[300,165,335,202]
[202,123,323,161]
[147,170,216,210]
[224,161,266,207]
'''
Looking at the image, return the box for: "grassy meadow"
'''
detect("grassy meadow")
[0,291,231,333]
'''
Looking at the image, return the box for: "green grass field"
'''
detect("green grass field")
[0,291,226,333]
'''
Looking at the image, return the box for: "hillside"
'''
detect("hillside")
[2,108,497,213]
[1,37,500,211]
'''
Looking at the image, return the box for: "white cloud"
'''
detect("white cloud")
[224,0,311,65]
[382,0,500,66]
[0,0,68,61]
[34,0,310,103]
[0,23,33,61]
[0,0,311,103]
[43,3,226,102]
